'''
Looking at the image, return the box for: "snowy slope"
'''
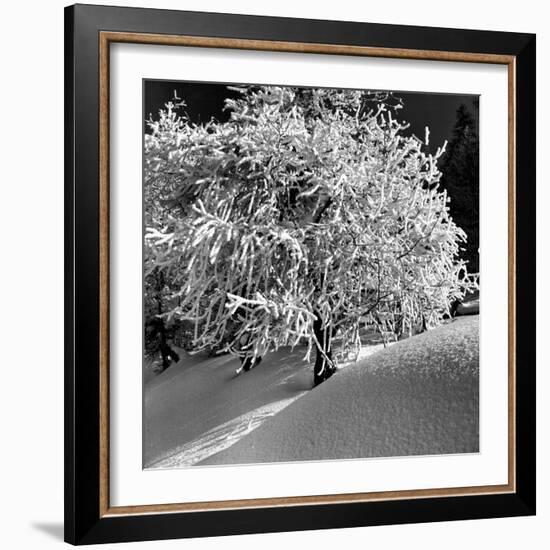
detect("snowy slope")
[145,334,388,468]
[200,316,479,466]
[144,346,313,467]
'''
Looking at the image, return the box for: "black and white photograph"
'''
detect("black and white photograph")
[143,79,480,469]
[0,0,543,546]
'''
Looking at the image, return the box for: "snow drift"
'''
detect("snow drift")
[144,347,314,467]
[200,316,479,466]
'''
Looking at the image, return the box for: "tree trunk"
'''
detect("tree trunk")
[240,356,262,372]
[313,316,336,387]
[159,342,180,371]
[158,321,180,372]
[154,268,179,372]
[155,273,179,372]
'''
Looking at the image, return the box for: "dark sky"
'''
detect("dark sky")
[144,80,478,155]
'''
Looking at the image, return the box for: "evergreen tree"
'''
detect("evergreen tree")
[440,103,479,273]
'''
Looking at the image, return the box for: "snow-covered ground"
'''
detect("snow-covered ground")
[145,316,479,468]
[145,347,312,467]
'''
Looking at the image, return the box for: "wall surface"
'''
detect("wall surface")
[0,0,546,548]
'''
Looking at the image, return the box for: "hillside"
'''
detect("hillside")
[145,316,479,468]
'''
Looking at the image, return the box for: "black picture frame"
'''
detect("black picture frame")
[65,3,536,545]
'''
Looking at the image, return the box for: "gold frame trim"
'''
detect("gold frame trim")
[98,31,517,518]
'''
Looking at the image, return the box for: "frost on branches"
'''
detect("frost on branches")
[144,86,478,386]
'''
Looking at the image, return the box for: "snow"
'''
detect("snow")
[145,316,479,468]
[144,347,312,467]
[200,316,479,465]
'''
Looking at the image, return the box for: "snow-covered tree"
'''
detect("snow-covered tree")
[145,86,477,386]
[143,118,183,370]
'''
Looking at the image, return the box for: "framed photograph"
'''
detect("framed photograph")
[64,4,536,545]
